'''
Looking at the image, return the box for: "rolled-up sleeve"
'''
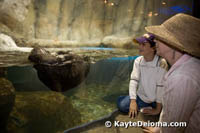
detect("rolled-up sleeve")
[129,57,141,99]
[156,69,166,103]
[156,59,168,103]
[156,84,164,103]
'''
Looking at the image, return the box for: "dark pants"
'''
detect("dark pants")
[117,95,156,113]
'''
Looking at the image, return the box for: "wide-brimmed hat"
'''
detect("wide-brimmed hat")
[133,33,156,47]
[145,13,200,58]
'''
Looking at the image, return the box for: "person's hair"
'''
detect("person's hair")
[147,39,156,47]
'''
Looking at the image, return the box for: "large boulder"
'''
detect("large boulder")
[28,48,90,92]
[7,91,81,133]
[0,77,15,133]
[0,0,31,34]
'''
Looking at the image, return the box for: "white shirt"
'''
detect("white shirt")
[129,55,167,103]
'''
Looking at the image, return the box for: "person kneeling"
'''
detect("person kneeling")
[117,33,168,118]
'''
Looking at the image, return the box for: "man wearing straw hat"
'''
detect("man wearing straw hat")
[143,13,200,133]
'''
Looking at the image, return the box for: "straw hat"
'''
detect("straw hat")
[145,13,200,58]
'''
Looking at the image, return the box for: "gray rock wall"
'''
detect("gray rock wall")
[0,0,193,46]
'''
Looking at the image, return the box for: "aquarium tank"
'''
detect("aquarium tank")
[0,0,197,133]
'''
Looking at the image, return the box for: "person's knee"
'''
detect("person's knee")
[117,96,129,113]
[117,96,124,109]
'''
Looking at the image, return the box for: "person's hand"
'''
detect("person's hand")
[129,99,138,118]
[142,108,159,115]
[142,126,160,133]
[142,102,162,115]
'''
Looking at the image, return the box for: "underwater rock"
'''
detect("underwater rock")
[28,48,90,92]
[0,77,15,133]
[7,91,81,133]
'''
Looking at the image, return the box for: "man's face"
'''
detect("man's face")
[155,39,172,58]
[138,42,155,57]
